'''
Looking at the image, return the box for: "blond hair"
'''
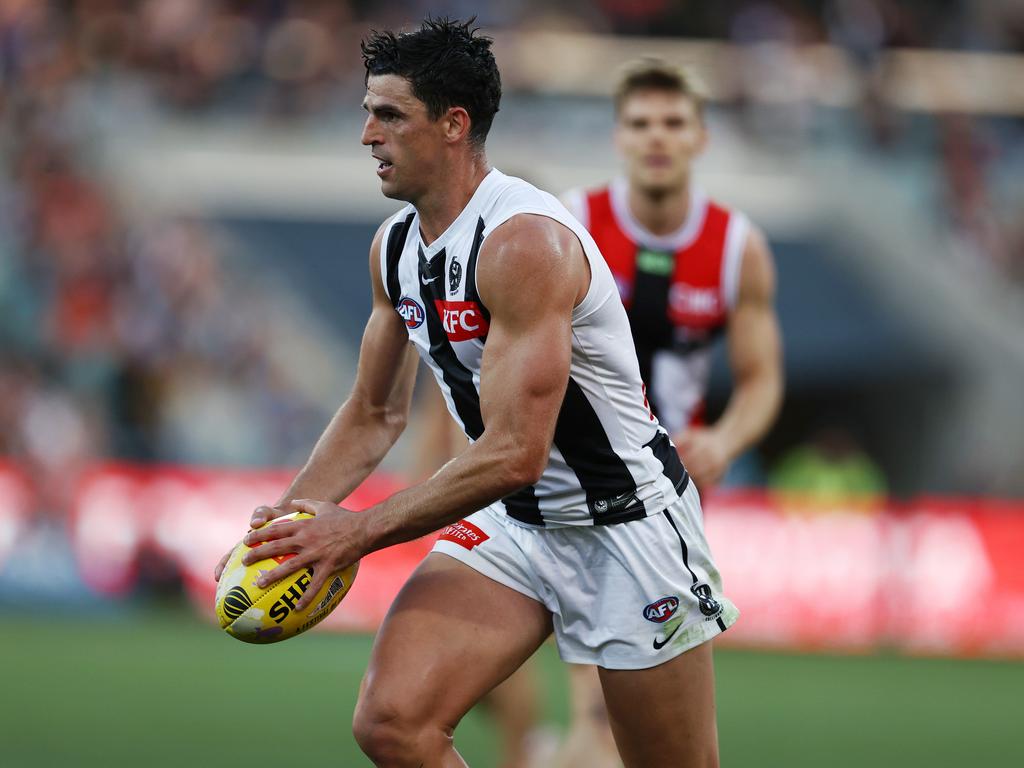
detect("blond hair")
[614,59,704,118]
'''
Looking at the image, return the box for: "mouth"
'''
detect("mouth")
[372,154,394,176]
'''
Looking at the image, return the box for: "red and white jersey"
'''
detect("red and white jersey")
[563,179,750,435]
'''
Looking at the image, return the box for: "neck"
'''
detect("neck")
[627,178,691,237]
[415,156,492,245]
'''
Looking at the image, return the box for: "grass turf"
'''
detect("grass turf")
[2,609,1022,767]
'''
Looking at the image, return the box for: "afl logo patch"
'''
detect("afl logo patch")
[397,297,425,329]
[643,595,680,623]
[223,586,253,620]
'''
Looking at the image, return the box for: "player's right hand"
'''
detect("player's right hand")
[213,504,290,581]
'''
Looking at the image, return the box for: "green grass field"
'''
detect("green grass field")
[3,609,1022,767]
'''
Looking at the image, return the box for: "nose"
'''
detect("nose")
[361,115,378,147]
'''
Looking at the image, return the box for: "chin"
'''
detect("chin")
[379,182,407,202]
[638,173,685,196]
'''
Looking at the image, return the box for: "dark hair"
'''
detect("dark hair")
[361,17,501,147]
[615,58,704,119]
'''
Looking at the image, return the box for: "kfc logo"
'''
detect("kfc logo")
[434,300,489,341]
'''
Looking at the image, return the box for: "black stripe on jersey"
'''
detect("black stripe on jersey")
[464,216,491,325]
[502,485,545,527]
[417,245,486,439]
[643,430,690,497]
[553,378,645,525]
[628,246,673,418]
[662,510,728,632]
[385,212,415,308]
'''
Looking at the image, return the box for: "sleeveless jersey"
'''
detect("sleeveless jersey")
[562,179,749,434]
[380,169,688,528]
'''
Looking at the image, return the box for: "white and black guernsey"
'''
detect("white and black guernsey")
[381,169,688,527]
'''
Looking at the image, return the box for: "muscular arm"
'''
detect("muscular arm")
[363,214,583,548]
[242,215,587,602]
[678,226,783,489]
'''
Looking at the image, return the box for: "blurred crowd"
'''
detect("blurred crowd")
[1,0,1022,518]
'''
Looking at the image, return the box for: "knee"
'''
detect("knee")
[353,689,451,767]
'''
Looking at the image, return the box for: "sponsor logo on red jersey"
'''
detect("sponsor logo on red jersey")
[434,300,489,341]
[438,519,490,550]
[669,284,722,318]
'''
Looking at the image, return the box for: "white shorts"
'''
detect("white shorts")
[432,481,738,670]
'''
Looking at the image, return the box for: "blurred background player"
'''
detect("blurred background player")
[555,59,784,765]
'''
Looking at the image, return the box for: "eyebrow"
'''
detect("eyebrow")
[362,100,405,117]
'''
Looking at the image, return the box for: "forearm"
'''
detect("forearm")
[275,395,406,508]
[363,432,533,551]
[711,372,782,461]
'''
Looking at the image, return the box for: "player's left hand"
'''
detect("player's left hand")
[674,427,730,492]
[240,499,371,612]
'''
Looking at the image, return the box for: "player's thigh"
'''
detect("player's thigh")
[359,551,553,729]
[598,641,719,768]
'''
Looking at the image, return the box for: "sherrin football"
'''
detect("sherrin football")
[214,511,358,644]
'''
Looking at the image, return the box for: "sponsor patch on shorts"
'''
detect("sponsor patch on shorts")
[438,520,490,550]
[643,595,681,623]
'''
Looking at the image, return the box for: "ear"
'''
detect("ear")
[442,106,472,144]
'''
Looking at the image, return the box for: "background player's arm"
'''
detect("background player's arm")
[243,215,584,606]
[677,225,783,488]
[215,221,418,578]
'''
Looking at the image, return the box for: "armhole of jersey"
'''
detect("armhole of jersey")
[559,188,589,229]
[381,210,415,308]
[379,219,393,303]
[722,212,750,312]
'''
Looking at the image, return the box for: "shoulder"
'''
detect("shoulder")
[370,207,415,282]
[484,212,579,262]
[477,213,582,308]
[736,222,776,303]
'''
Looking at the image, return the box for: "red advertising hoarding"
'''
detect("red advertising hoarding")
[2,462,1023,656]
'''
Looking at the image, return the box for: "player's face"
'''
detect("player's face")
[615,90,706,195]
[361,74,444,202]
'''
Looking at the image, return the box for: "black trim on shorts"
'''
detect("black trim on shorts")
[663,510,729,633]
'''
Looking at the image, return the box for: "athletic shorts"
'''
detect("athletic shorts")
[432,481,739,670]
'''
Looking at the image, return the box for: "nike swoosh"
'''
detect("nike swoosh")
[420,274,441,284]
[653,624,681,650]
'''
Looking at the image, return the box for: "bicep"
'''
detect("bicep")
[475,216,581,451]
[727,227,782,380]
[349,223,419,415]
[351,304,418,414]
[477,301,571,447]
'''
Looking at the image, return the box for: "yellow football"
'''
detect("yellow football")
[214,511,358,644]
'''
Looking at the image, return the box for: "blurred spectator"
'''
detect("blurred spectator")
[938,114,1012,277]
[770,426,888,510]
